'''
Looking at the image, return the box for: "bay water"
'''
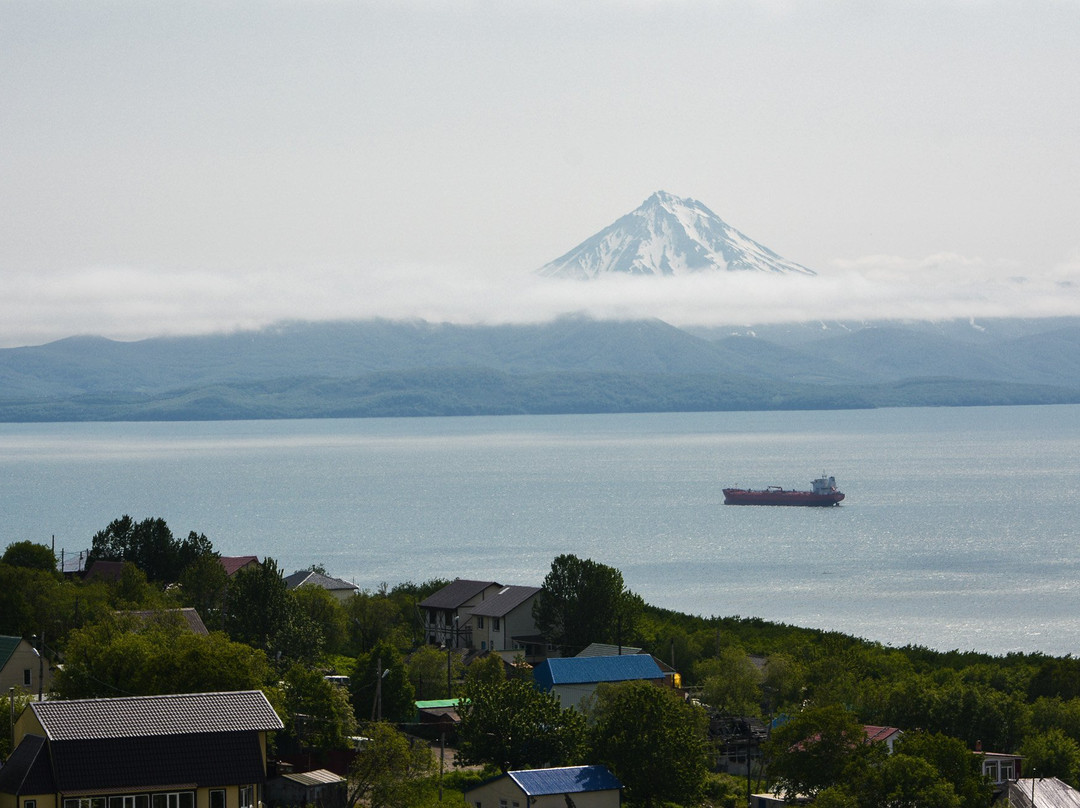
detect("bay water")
[3,405,1079,656]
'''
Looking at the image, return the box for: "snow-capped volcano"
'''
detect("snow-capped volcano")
[537,191,816,279]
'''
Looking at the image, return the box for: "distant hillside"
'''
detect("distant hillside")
[0,316,1078,421]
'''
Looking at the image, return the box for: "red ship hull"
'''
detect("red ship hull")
[723,486,844,506]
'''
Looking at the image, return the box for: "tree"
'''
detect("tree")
[226,558,324,662]
[589,680,709,808]
[817,749,963,808]
[763,705,867,800]
[347,721,435,808]
[282,664,358,754]
[293,585,348,655]
[54,615,272,698]
[1020,727,1080,787]
[2,541,57,572]
[697,647,764,716]
[351,640,415,722]
[532,554,643,656]
[456,674,586,772]
[408,644,460,700]
[178,551,229,630]
[896,731,993,808]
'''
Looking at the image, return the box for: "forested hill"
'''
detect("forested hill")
[1,316,1079,421]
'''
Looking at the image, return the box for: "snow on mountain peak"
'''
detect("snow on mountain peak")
[537,191,816,280]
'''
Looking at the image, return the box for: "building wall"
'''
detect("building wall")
[0,640,51,695]
[550,683,599,711]
[467,779,618,808]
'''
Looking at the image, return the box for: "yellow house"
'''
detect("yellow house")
[0,636,51,696]
[0,691,283,808]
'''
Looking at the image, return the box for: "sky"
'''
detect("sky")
[2,0,1079,348]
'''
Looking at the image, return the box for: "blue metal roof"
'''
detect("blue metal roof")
[508,766,622,796]
[533,654,663,690]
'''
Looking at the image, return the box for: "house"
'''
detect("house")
[118,608,210,635]
[975,744,1023,785]
[82,560,127,584]
[0,690,284,808]
[283,571,358,603]
[1002,777,1080,807]
[533,654,665,711]
[468,586,542,655]
[264,769,345,808]
[414,699,461,727]
[220,556,260,577]
[418,579,503,649]
[863,725,903,753]
[0,636,51,695]
[465,766,622,808]
[576,644,681,689]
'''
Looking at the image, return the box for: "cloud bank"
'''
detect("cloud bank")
[3,253,1079,348]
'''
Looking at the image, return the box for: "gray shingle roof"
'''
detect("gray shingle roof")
[30,690,283,741]
[284,570,358,592]
[419,579,500,610]
[470,586,541,618]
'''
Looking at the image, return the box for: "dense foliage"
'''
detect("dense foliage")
[15,525,1080,802]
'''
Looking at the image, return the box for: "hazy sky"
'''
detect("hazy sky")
[2,0,1079,347]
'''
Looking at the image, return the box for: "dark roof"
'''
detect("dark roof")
[29,690,283,741]
[119,608,209,635]
[50,731,268,792]
[0,635,23,668]
[284,571,358,593]
[500,766,622,796]
[419,579,500,610]
[0,734,54,796]
[470,586,541,618]
[83,560,127,583]
[219,556,259,577]
[576,642,643,657]
[534,655,664,689]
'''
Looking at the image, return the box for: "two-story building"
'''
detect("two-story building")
[468,585,542,655]
[419,579,504,649]
[0,690,283,808]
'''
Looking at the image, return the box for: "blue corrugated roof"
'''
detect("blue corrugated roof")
[508,766,621,796]
[533,654,663,689]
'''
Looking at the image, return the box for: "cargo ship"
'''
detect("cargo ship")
[723,474,844,506]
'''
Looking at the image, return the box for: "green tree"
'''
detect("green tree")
[408,644,462,700]
[226,558,323,662]
[293,585,348,655]
[1019,728,1080,786]
[347,721,436,808]
[456,674,586,772]
[282,664,358,753]
[763,705,867,800]
[697,646,764,716]
[589,679,709,808]
[178,551,229,630]
[2,541,57,573]
[55,615,272,698]
[351,640,416,722]
[817,749,963,808]
[532,554,643,656]
[895,731,993,808]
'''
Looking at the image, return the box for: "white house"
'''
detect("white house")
[469,585,542,654]
[465,766,622,808]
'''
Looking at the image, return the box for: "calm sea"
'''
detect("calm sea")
[3,405,1079,657]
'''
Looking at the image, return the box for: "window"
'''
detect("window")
[65,799,105,808]
[499,800,508,808]
[1000,761,1014,780]
[477,616,484,628]
[25,801,36,808]
[110,797,149,808]
[240,786,254,808]
[493,618,500,631]
[210,791,226,808]
[151,793,194,808]
[23,669,31,686]
[983,761,998,781]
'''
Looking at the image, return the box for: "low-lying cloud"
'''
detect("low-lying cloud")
[3,251,1079,348]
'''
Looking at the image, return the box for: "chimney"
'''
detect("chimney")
[975,740,982,752]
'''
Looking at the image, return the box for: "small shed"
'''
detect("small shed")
[533,654,665,711]
[265,768,346,808]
